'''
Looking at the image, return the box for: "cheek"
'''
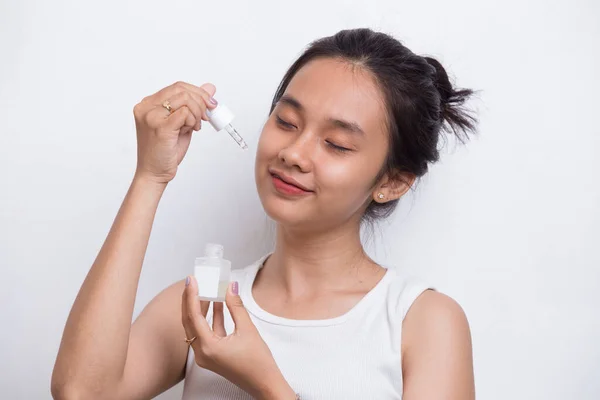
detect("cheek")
[255,125,280,186]
[256,124,281,161]
[318,156,378,202]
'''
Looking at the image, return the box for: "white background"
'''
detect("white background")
[1,0,599,399]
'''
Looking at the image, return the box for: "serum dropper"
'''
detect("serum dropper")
[206,102,248,149]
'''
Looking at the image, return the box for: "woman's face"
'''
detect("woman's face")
[255,58,390,231]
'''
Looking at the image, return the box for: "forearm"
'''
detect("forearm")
[52,173,167,396]
[255,373,297,400]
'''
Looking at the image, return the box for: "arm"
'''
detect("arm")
[51,81,218,399]
[51,176,189,399]
[401,291,475,400]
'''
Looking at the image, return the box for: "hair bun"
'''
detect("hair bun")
[424,56,452,104]
[424,56,477,142]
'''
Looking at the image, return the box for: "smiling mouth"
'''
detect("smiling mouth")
[272,173,298,188]
[270,172,313,195]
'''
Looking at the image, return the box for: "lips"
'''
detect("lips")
[268,168,313,194]
[272,174,302,190]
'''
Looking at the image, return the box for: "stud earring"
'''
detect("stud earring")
[377,193,385,200]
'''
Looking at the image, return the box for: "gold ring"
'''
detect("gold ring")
[184,336,197,345]
[162,100,173,114]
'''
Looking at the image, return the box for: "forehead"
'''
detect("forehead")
[281,58,388,135]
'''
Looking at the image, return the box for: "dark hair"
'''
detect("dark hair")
[269,28,478,222]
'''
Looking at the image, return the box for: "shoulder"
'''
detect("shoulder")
[405,290,470,333]
[401,290,475,398]
[382,268,468,336]
[402,290,471,354]
[384,270,470,348]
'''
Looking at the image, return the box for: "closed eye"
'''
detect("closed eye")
[325,140,351,153]
[276,115,351,153]
[276,115,296,129]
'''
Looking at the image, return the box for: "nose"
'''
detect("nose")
[277,132,314,173]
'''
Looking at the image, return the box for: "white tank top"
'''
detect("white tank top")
[181,254,431,399]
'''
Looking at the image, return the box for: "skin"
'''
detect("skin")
[51,58,475,400]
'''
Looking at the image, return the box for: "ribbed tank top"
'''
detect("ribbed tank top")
[181,254,431,399]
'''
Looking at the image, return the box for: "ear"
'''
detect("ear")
[372,170,415,203]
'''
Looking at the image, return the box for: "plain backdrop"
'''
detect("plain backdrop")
[1,0,599,399]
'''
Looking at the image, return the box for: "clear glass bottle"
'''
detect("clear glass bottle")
[194,243,231,302]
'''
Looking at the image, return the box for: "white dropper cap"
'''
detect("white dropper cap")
[206,104,235,131]
[206,103,248,150]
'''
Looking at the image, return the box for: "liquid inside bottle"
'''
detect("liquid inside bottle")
[194,243,231,302]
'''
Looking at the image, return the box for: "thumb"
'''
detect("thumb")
[225,281,252,332]
[200,83,216,98]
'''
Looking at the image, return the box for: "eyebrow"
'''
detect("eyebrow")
[278,94,365,136]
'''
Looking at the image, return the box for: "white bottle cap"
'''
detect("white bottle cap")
[206,103,235,131]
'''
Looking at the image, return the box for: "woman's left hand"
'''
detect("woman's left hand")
[181,276,296,400]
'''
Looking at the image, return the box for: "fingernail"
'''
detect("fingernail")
[231,281,239,295]
[185,276,190,287]
[209,97,218,105]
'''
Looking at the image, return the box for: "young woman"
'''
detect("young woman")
[52,28,477,400]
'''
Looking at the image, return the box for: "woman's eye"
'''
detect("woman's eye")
[276,116,295,129]
[325,140,351,153]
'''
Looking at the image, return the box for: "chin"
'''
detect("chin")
[259,191,312,227]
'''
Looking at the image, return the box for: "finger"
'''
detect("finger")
[165,83,215,125]
[146,82,216,130]
[181,277,197,343]
[224,281,253,333]
[143,104,188,133]
[171,88,212,129]
[165,91,203,131]
[175,82,218,115]
[212,301,226,337]
[181,276,212,342]
[163,106,195,133]
[156,82,217,111]
[200,300,210,318]
[196,83,218,120]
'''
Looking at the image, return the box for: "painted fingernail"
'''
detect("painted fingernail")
[185,276,190,287]
[209,97,218,105]
[231,281,239,295]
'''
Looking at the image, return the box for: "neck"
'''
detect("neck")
[262,218,380,294]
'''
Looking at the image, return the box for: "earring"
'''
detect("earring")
[377,193,385,200]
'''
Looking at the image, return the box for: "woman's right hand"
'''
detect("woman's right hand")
[133,81,218,184]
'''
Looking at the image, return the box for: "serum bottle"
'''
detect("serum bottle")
[194,243,231,302]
